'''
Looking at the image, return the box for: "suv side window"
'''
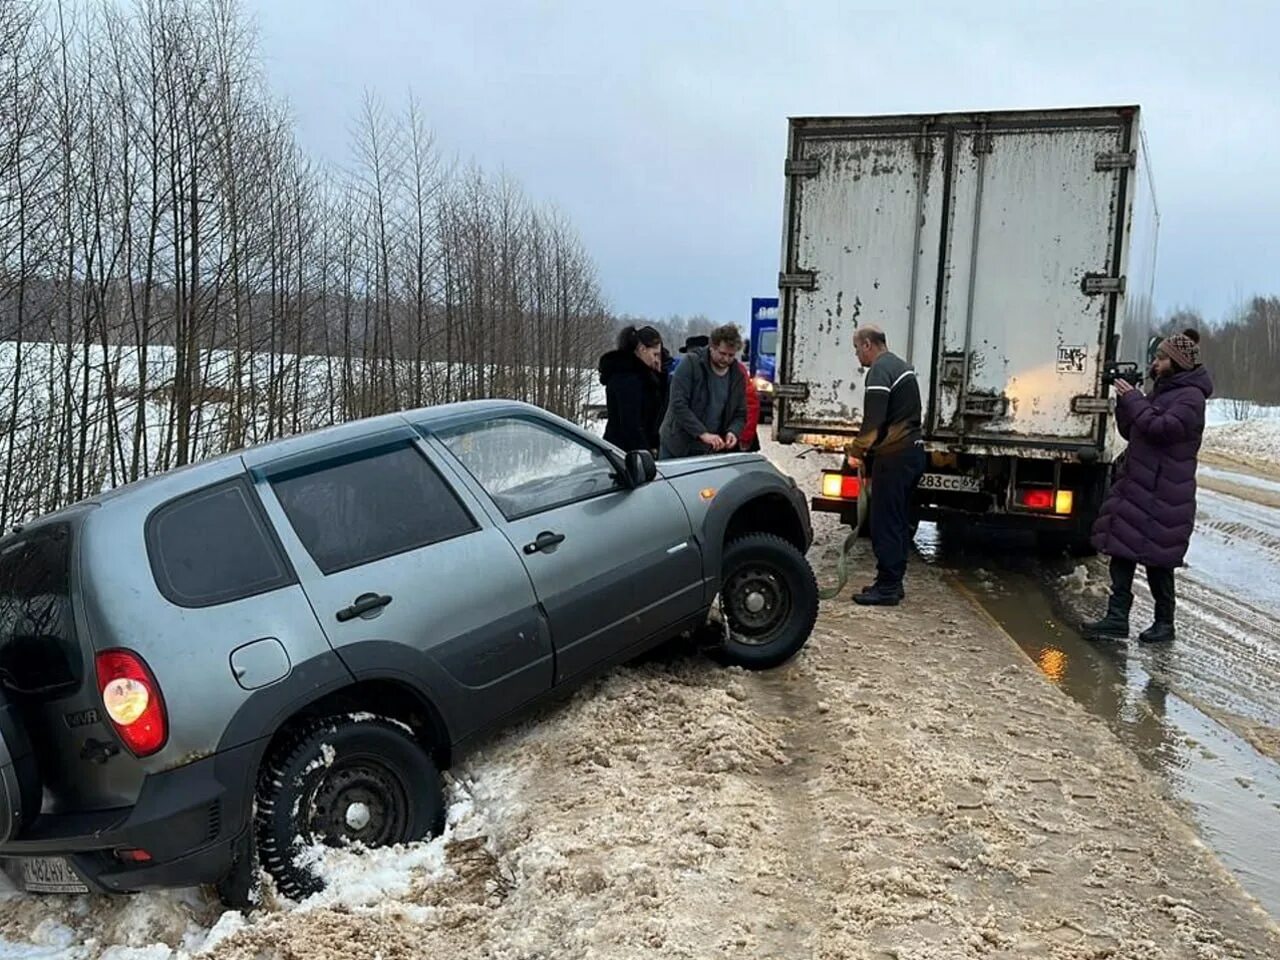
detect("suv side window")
[148,480,296,608]
[440,417,620,520]
[271,443,477,575]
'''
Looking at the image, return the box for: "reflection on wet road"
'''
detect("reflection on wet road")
[915,476,1280,918]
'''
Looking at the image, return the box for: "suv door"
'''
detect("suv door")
[253,427,553,743]
[430,415,703,684]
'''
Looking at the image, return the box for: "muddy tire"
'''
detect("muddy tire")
[255,716,444,902]
[710,533,819,670]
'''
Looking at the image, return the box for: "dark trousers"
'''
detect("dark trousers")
[870,444,926,589]
[1110,556,1176,623]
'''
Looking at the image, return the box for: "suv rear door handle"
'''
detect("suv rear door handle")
[523,531,566,555]
[336,593,393,622]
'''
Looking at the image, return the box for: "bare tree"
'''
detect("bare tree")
[0,0,613,527]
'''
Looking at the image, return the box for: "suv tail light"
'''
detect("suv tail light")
[95,650,167,757]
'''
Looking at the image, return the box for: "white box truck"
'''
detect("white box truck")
[772,105,1157,550]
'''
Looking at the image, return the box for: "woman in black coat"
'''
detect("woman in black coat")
[599,326,665,454]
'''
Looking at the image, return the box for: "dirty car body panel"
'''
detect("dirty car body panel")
[0,400,813,896]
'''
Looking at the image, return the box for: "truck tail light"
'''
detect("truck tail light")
[1019,488,1054,510]
[95,650,168,757]
[821,471,861,500]
[1016,488,1074,515]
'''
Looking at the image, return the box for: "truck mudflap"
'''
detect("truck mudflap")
[0,689,42,844]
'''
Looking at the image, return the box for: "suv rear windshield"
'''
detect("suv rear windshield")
[0,523,81,695]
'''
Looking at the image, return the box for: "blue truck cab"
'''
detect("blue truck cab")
[747,297,778,422]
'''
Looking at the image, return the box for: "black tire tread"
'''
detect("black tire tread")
[713,532,819,671]
[254,715,441,902]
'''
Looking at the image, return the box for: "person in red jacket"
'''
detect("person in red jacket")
[739,361,761,452]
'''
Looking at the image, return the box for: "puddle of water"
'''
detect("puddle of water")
[915,521,1280,919]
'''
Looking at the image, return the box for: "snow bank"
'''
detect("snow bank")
[0,765,514,959]
[1203,415,1280,471]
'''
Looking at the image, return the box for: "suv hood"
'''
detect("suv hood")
[656,453,768,479]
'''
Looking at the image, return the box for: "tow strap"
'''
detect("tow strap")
[817,463,870,601]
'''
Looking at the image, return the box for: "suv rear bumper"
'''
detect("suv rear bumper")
[0,739,258,894]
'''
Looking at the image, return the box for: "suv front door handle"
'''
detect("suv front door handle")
[336,592,393,623]
[523,531,566,555]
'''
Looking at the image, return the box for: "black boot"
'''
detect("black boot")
[1138,621,1175,643]
[1082,595,1131,640]
[854,583,902,606]
[859,582,905,600]
[1143,566,1176,643]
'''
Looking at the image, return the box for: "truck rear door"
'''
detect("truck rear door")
[777,108,1139,454]
[932,115,1133,446]
[778,121,947,435]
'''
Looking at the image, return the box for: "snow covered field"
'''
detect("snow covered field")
[1203,400,1280,473]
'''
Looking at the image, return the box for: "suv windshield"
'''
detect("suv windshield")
[0,523,81,695]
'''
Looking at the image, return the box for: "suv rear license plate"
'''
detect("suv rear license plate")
[919,472,982,493]
[20,857,87,894]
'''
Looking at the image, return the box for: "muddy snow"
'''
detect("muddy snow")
[3,442,1280,958]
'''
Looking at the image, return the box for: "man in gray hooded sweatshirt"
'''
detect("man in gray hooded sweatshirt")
[658,325,748,459]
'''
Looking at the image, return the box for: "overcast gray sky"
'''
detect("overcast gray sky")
[248,0,1278,327]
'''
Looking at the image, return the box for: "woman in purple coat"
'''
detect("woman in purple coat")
[1083,330,1213,643]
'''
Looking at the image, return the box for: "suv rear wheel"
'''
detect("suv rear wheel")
[255,715,445,901]
[711,533,819,670]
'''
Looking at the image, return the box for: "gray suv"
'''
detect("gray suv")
[0,400,816,905]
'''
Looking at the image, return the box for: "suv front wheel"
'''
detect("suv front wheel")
[711,533,819,670]
[255,715,445,902]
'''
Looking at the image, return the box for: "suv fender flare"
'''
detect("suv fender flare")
[216,650,355,758]
[217,646,469,762]
[694,472,809,593]
[214,646,467,835]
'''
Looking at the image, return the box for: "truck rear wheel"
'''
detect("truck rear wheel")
[711,533,819,670]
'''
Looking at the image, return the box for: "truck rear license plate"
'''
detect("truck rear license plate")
[919,473,981,493]
[20,857,88,894]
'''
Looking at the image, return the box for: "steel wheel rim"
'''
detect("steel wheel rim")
[723,563,791,644]
[306,754,409,849]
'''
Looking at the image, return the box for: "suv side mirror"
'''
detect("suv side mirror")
[624,450,657,487]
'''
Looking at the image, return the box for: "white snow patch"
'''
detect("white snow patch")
[298,743,338,779]
[1205,398,1280,427]
[0,762,523,959]
[286,768,507,912]
[1203,417,1280,469]
[193,911,247,954]
[0,920,78,959]
[99,947,173,960]
[346,712,415,736]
